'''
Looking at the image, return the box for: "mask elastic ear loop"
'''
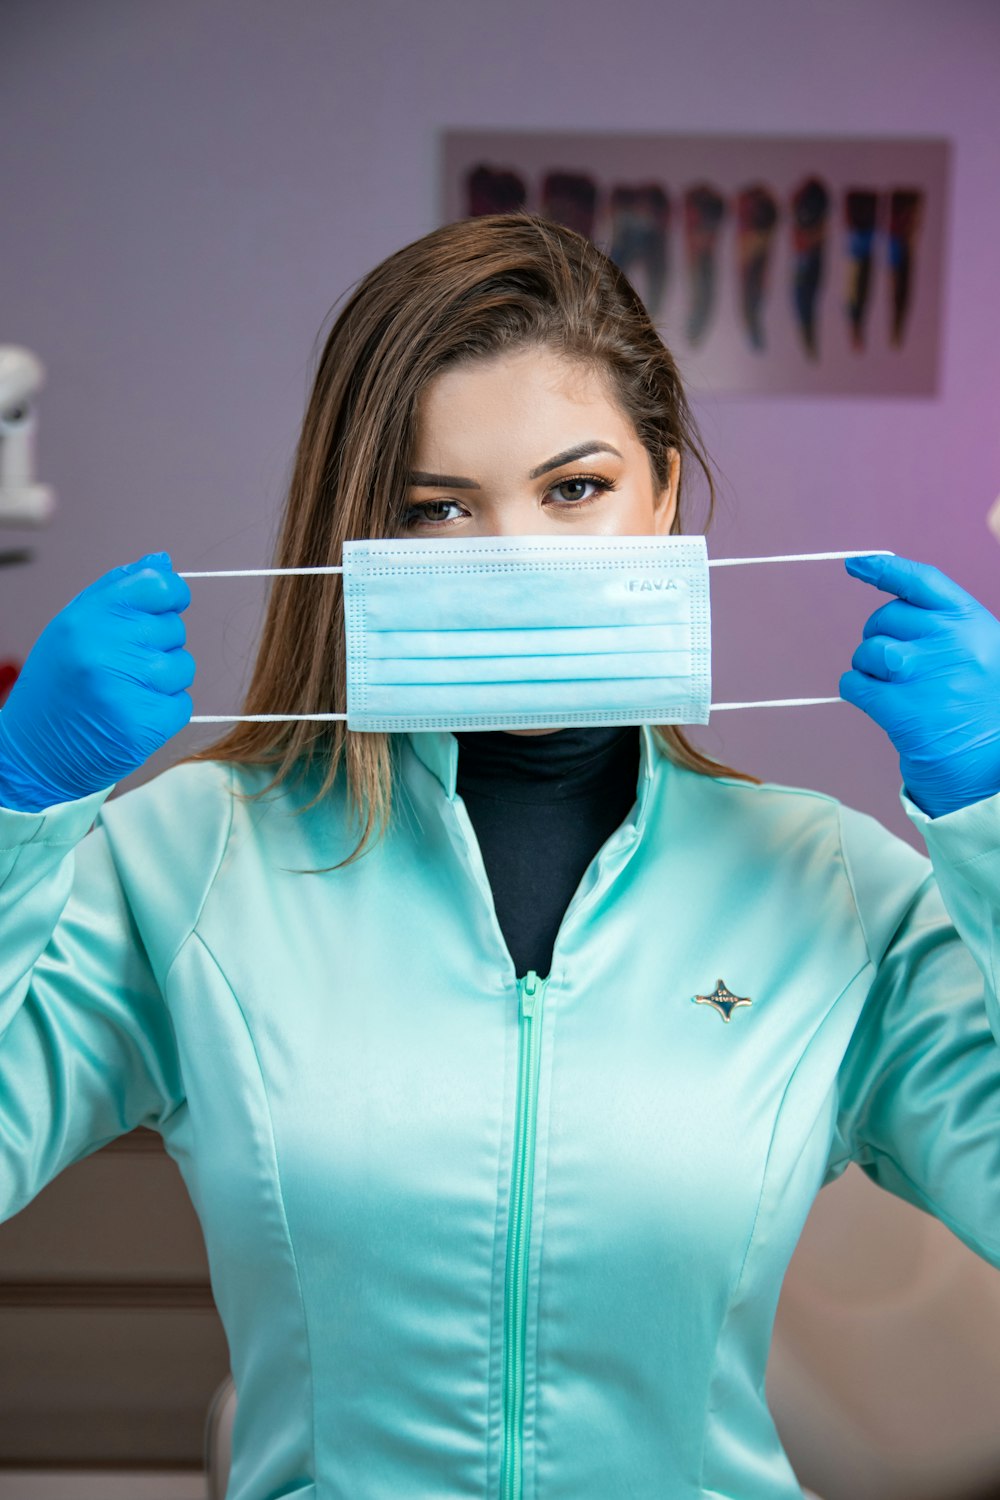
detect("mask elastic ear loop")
[708,548,895,710]
[708,549,895,568]
[178,564,348,721]
[178,548,894,722]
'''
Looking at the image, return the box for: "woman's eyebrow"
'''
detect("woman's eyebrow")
[407,441,623,490]
[529,441,623,478]
[408,469,482,490]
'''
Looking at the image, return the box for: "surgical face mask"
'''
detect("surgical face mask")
[182,535,893,731]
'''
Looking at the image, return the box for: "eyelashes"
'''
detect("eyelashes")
[400,472,619,530]
[550,473,618,506]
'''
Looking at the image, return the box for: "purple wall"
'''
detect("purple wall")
[3,0,999,845]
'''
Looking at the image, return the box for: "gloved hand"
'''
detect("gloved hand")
[0,551,195,813]
[840,553,1000,818]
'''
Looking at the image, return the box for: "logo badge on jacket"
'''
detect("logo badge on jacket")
[692,978,752,1023]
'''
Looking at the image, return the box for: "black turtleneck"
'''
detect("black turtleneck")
[454,725,641,981]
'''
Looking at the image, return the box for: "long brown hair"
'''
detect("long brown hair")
[174,211,761,870]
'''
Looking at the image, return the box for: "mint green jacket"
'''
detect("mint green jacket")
[3,724,1000,1500]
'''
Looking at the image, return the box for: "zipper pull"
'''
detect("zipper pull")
[519,969,546,1019]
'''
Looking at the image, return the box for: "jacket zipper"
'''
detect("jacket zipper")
[500,968,549,1500]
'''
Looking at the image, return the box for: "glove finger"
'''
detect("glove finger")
[851,634,920,682]
[839,667,892,727]
[144,648,197,695]
[122,551,172,570]
[846,553,974,612]
[861,597,944,642]
[133,610,187,652]
[114,565,192,616]
[90,552,170,590]
[132,685,194,749]
[161,689,194,737]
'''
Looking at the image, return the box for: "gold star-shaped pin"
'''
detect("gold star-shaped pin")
[692,978,752,1023]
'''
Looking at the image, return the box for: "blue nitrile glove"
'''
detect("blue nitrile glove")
[0,552,195,812]
[840,553,1000,818]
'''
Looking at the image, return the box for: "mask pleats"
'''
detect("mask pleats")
[342,536,711,727]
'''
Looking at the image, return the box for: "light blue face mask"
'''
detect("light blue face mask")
[182,535,894,731]
[341,534,709,731]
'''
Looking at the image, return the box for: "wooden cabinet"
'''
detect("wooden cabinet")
[0,1129,229,1469]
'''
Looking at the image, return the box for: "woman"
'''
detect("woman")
[2,213,1000,1500]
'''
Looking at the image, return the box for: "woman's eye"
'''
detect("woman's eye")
[552,476,607,504]
[402,500,464,528]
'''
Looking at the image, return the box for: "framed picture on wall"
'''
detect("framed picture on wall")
[440,130,950,397]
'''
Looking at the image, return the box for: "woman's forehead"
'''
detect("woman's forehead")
[413,351,633,455]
